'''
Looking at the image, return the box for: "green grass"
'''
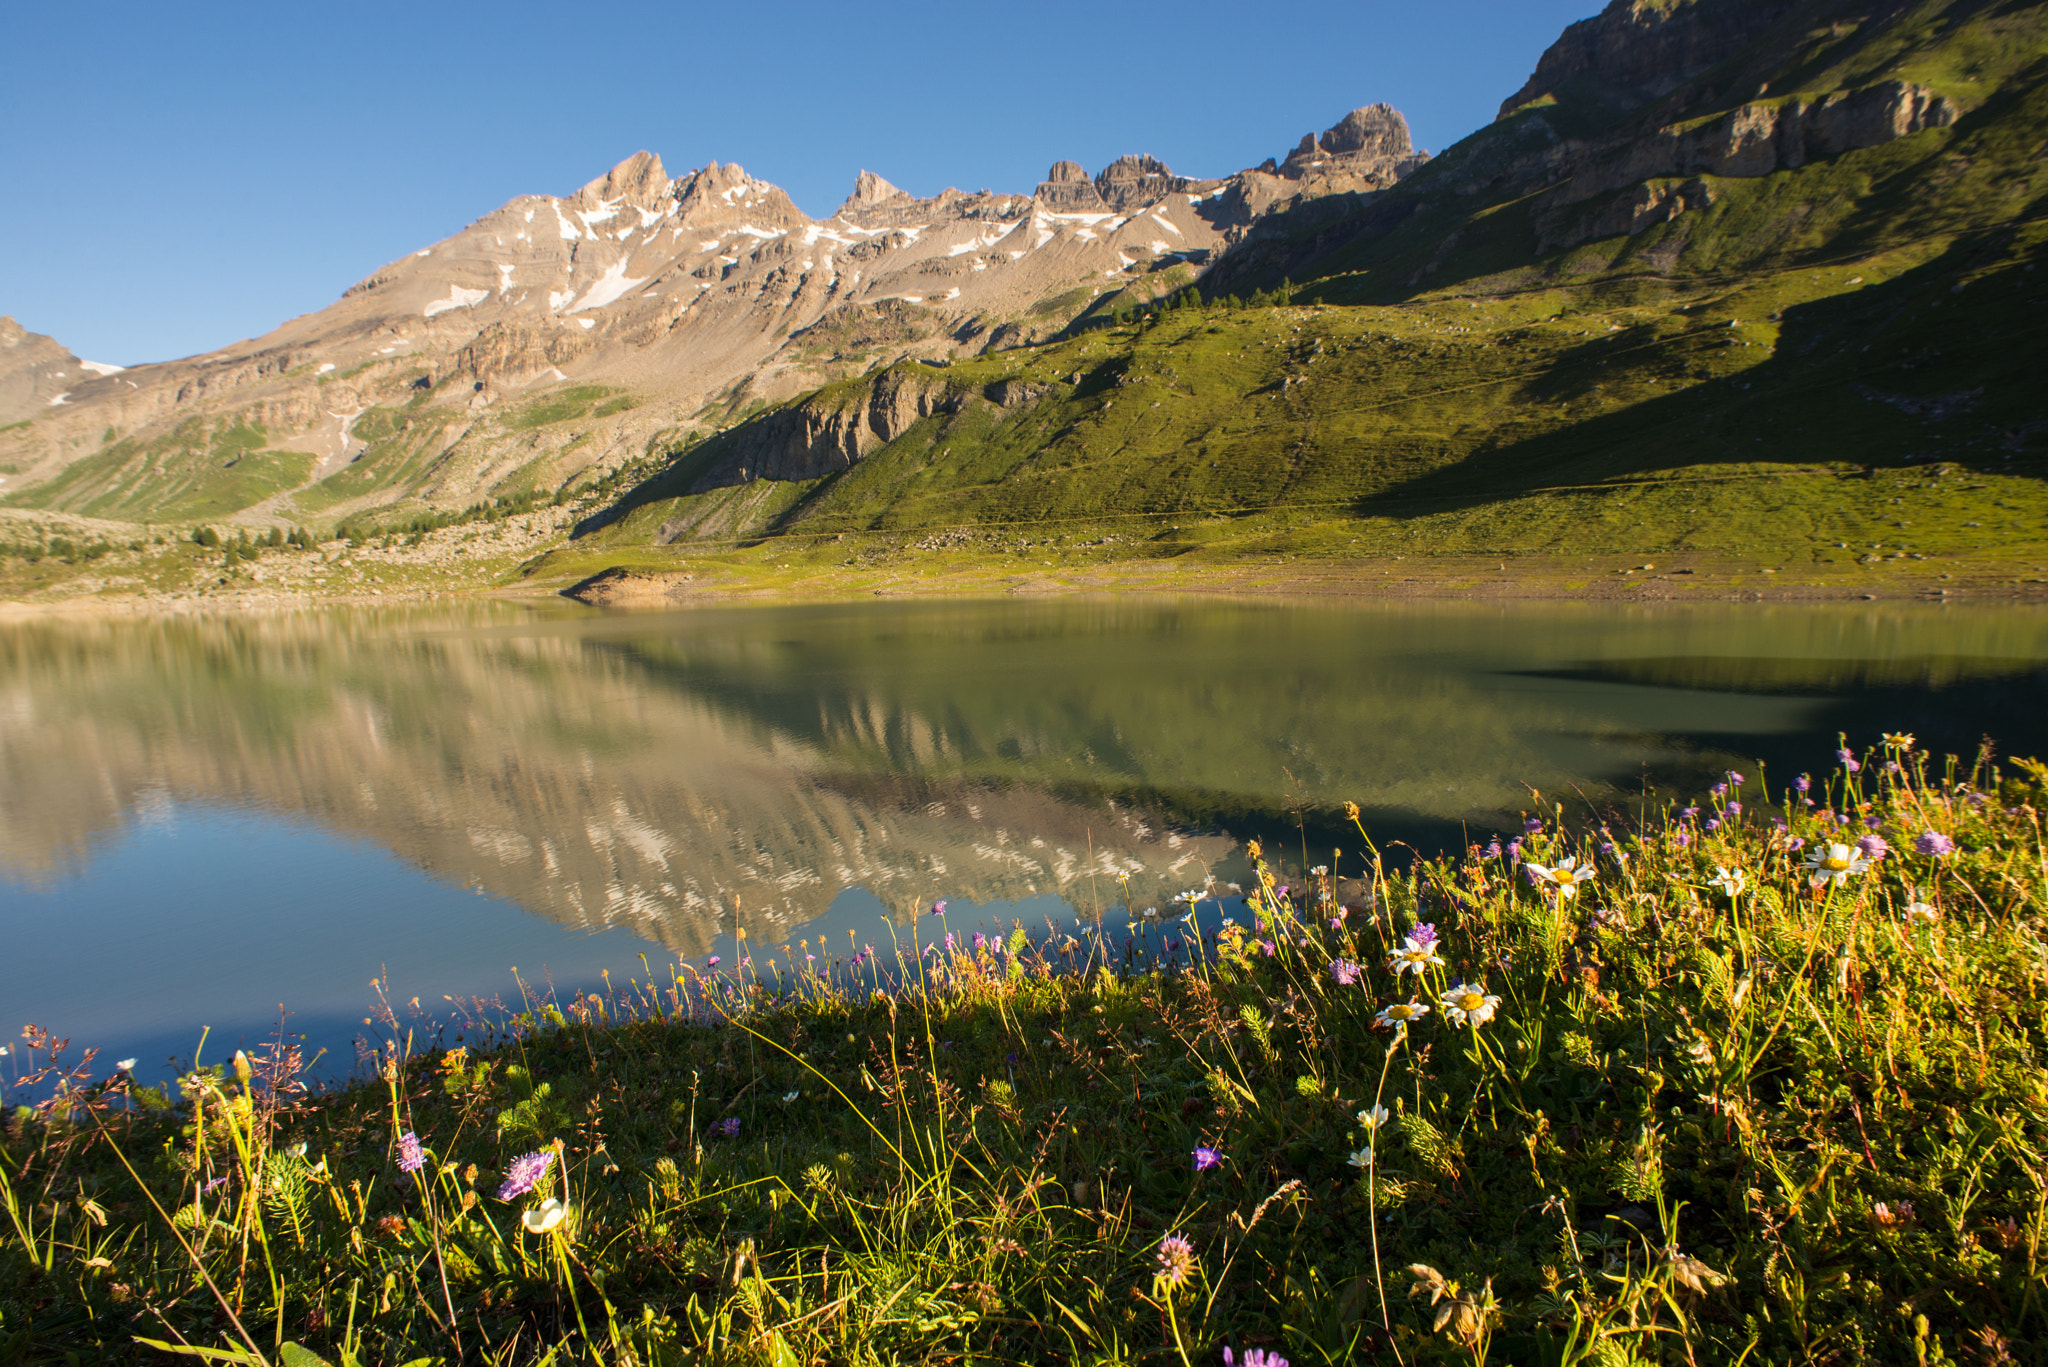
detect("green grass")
[505,387,619,432]
[2,421,321,523]
[4,738,2044,1364]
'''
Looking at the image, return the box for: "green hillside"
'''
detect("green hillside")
[561,0,2048,575]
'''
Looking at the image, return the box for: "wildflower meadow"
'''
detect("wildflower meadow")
[3,735,2044,1365]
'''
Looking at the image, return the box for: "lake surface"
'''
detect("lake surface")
[3,595,2045,1086]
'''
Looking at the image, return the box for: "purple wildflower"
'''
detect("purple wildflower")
[1727,802,1742,815]
[1857,833,1890,860]
[1794,773,1811,793]
[1727,771,1745,786]
[1915,831,1956,856]
[931,900,947,917]
[1507,839,1524,863]
[973,932,987,951]
[1865,814,1885,830]
[396,1131,426,1174]
[1524,817,1544,834]
[1838,749,1861,773]
[1676,830,1692,847]
[202,1175,229,1195]
[712,1117,740,1139]
[1328,959,1360,986]
[1681,806,1700,820]
[1409,921,1439,948]
[706,955,720,968]
[1260,940,1276,956]
[1224,1349,1288,1367]
[1785,836,1806,852]
[1705,818,1721,832]
[1483,839,1502,859]
[496,1149,555,1201]
[1156,1234,1196,1288]
[944,932,956,953]
[1711,783,1728,798]
[1192,1145,1222,1171]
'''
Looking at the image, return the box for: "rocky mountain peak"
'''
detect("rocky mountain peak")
[1096,154,1173,185]
[574,151,670,209]
[842,169,911,212]
[1321,104,1412,158]
[0,316,91,426]
[1281,104,1419,175]
[1043,160,1089,183]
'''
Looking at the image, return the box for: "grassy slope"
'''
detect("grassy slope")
[562,0,2048,577]
[8,420,320,525]
[3,742,2042,1364]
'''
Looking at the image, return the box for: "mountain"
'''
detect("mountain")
[0,110,1427,530]
[550,0,2046,575]
[0,317,122,427]
[5,0,2041,588]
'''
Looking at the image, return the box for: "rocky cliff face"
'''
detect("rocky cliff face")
[1250,0,1992,290]
[1496,0,1802,124]
[1525,77,1957,248]
[0,108,1429,529]
[0,317,114,427]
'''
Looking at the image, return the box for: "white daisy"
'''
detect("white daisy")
[1374,1001,1430,1031]
[1522,856,1596,899]
[1387,935,1446,976]
[1805,842,1871,888]
[1439,982,1502,1028]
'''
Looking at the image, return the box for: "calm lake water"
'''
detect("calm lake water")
[3,595,2045,1085]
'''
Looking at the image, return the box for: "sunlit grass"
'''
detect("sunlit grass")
[3,736,2045,1364]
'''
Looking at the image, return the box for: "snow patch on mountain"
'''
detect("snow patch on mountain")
[567,260,649,313]
[424,285,490,318]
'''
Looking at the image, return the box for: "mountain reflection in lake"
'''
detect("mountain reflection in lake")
[2,596,2044,1079]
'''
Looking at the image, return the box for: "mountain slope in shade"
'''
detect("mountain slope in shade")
[0,110,1427,528]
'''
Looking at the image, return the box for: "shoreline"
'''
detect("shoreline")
[6,549,2047,619]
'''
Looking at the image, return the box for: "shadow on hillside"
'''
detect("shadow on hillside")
[1353,229,2048,518]
[1521,656,2048,780]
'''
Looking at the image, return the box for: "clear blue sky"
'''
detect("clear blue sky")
[0,0,1599,365]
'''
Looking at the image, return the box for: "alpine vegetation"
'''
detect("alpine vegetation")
[2,737,2044,1364]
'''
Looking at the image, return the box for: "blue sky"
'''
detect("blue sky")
[0,0,1599,365]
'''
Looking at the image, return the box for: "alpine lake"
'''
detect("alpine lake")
[3,594,2045,1088]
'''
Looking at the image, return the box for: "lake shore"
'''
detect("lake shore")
[7,740,2041,1365]
[6,545,2047,619]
